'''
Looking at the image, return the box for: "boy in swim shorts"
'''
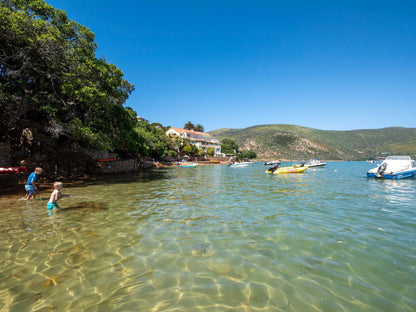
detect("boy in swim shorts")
[47,182,71,210]
[25,167,42,200]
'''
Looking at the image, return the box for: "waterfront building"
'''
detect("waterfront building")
[166,127,222,156]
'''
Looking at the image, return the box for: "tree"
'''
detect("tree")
[194,124,204,132]
[238,150,257,160]
[135,121,169,160]
[183,144,202,156]
[184,121,194,130]
[221,138,239,154]
[166,133,190,154]
[151,122,164,130]
[206,147,215,157]
[0,0,137,156]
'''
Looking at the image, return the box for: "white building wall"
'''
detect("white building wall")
[166,127,222,156]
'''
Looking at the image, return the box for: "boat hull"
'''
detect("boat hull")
[366,156,416,179]
[264,161,281,166]
[229,162,252,167]
[0,167,27,174]
[178,163,199,168]
[308,163,326,167]
[266,166,309,174]
[367,168,416,179]
[306,159,326,167]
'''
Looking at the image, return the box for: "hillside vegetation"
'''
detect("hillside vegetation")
[209,125,416,160]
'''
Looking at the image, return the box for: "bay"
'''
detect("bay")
[0,161,415,311]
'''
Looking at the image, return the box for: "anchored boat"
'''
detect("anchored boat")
[266,165,309,174]
[228,162,253,168]
[306,159,326,167]
[366,156,416,179]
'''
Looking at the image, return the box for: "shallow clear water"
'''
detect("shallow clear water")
[0,162,415,312]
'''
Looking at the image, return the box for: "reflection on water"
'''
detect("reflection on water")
[0,162,415,311]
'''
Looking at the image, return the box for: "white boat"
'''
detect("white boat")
[228,162,253,168]
[264,160,281,166]
[306,159,326,167]
[367,156,416,179]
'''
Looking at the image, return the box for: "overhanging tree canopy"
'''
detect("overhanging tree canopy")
[0,0,137,155]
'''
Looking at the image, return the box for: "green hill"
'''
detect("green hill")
[209,125,416,160]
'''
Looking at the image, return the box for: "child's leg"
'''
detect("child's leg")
[25,186,34,200]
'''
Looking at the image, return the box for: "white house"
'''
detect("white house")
[166,127,222,156]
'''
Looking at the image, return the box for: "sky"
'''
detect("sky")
[47,0,416,132]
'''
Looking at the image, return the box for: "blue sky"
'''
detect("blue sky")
[47,0,415,131]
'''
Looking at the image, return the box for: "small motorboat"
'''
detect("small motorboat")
[266,165,309,174]
[367,156,416,179]
[178,162,199,168]
[306,159,326,167]
[264,160,281,166]
[228,162,253,168]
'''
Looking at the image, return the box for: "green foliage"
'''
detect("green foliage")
[221,138,239,154]
[206,147,215,157]
[183,121,204,132]
[271,134,296,146]
[68,118,111,150]
[134,121,169,160]
[194,124,204,132]
[151,122,164,129]
[167,150,178,158]
[166,133,190,154]
[184,121,194,130]
[0,0,142,158]
[183,145,193,154]
[240,150,257,159]
[183,144,202,156]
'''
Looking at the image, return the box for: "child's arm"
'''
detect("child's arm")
[57,192,71,199]
[31,177,38,190]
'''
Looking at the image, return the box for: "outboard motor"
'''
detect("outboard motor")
[377,163,387,174]
[269,164,279,172]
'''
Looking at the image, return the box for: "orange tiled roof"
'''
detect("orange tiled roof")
[168,127,212,137]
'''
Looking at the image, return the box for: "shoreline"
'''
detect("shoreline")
[0,161,227,199]
[0,159,339,199]
[0,175,100,200]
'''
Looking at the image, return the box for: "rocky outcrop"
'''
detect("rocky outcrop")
[95,159,139,174]
[0,142,13,166]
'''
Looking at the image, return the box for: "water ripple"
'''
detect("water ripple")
[0,162,415,311]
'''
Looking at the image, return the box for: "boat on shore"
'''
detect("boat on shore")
[0,167,27,174]
[178,162,199,168]
[306,159,326,167]
[265,165,309,174]
[366,156,416,179]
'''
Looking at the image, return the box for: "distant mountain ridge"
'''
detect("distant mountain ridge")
[209,125,416,160]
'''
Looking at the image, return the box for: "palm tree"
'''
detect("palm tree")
[194,124,204,132]
[184,121,194,130]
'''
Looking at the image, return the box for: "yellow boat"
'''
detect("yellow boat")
[265,165,309,174]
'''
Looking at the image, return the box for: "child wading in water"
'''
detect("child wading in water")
[47,182,71,210]
[25,167,42,200]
